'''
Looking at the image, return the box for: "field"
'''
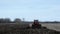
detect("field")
[0,23,60,34]
[41,23,60,31]
[0,23,60,31]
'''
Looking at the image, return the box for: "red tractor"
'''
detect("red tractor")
[32,20,42,29]
[26,20,42,29]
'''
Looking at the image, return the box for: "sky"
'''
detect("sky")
[0,0,60,21]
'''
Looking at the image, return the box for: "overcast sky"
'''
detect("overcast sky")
[0,0,60,21]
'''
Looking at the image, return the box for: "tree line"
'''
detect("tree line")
[0,18,21,23]
[0,18,60,23]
